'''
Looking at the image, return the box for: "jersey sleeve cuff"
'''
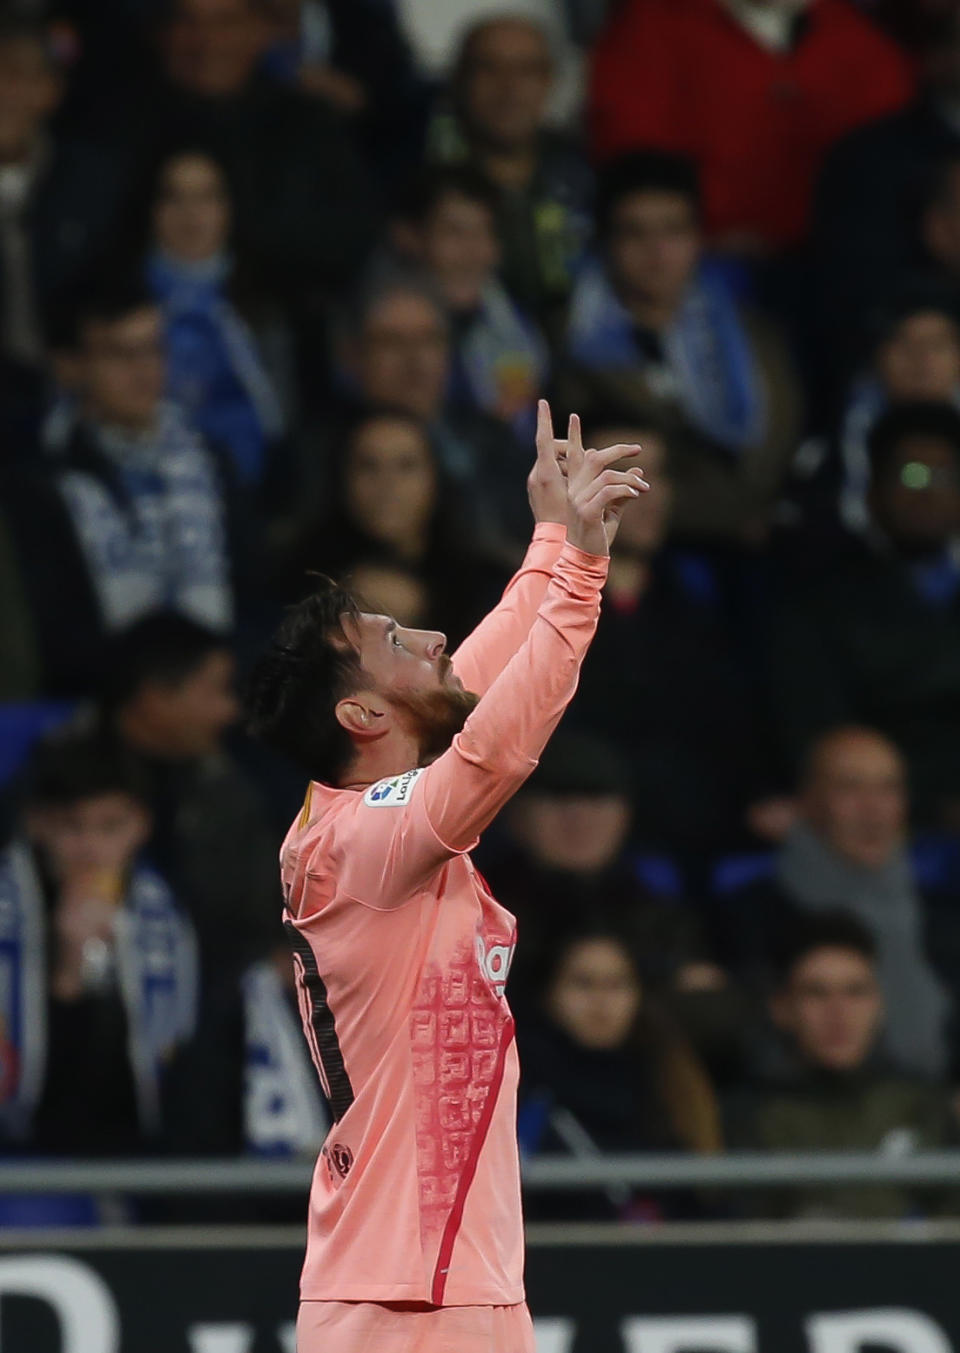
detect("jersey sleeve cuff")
[557,539,610,583]
[531,521,567,544]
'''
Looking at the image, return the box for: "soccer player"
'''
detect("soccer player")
[247,401,647,1352]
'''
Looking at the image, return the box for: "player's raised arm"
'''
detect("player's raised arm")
[333,437,649,901]
[451,401,642,696]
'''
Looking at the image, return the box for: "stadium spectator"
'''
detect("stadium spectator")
[428,15,592,327]
[333,278,530,552]
[391,167,549,440]
[728,914,958,1219]
[517,924,722,1220]
[715,728,952,1080]
[48,278,233,613]
[814,8,960,368]
[566,416,768,854]
[483,731,728,1012]
[810,291,960,539]
[1,277,235,693]
[0,15,132,369]
[396,0,582,125]
[164,941,330,1157]
[143,0,377,301]
[589,0,913,254]
[144,147,289,490]
[772,404,960,828]
[0,730,198,1155]
[559,152,802,544]
[277,409,502,646]
[99,612,281,973]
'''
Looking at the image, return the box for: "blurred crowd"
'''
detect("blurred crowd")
[3,0,960,1225]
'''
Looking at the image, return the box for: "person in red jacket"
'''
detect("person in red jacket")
[589,0,914,253]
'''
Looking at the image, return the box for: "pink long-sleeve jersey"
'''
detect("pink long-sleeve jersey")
[279,524,607,1305]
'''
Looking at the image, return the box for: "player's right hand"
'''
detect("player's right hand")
[527,399,569,527]
[564,413,649,557]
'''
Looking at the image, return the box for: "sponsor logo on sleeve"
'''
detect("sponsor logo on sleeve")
[364,768,424,808]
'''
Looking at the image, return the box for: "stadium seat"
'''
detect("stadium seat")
[631,852,685,898]
[711,851,776,897]
[0,1193,100,1227]
[909,834,960,894]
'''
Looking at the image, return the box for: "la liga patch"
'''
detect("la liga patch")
[364,768,424,808]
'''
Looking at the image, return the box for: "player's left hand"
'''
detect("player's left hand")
[527,399,569,526]
[565,413,648,551]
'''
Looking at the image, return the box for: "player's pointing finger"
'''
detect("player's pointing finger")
[535,399,554,462]
[566,412,585,475]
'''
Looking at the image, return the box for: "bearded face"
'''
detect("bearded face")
[389,678,480,764]
[340,610,480,767]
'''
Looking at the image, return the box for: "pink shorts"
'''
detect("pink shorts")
[296,1300,536,1353]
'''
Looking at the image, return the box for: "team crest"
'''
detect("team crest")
[328,1141,354,1180]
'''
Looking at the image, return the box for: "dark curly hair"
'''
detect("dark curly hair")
[246,578,364,785]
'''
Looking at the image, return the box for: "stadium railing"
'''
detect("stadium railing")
[0,1151,959,1194]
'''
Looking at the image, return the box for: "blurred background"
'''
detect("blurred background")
[2,0,960,1347]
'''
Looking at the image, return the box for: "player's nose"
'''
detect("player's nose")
[421,630,447,661]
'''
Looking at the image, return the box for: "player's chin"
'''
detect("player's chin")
[451,679,480,712]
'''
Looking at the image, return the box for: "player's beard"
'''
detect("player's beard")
[389,680,480,765]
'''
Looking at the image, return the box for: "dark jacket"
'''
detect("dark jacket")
[727,1060,957,1219]
[813,97,960,378]
[130,748,282,975]
[518,1010,722,1222]
[770,543,960,822]
[568,559,768,855]
[0,464,106,696]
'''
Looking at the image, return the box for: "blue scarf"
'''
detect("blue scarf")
[0,842,198,1142]
[51,401,234,633]
[837,377,892,535]
[147,251,284,487]
[566,257,767,454]
[242,959,330,1157]
[909,548,960,608]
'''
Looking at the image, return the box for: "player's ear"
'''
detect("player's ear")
[335,696,388,740]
